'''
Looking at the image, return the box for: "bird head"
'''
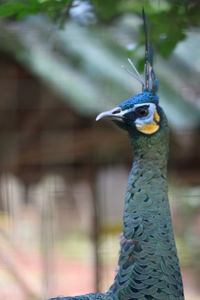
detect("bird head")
[96,10,163,138]
[96,91,162,136]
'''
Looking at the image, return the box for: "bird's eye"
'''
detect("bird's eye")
[135,105,149,117]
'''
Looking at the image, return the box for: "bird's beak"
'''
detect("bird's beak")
[96,107,123,121]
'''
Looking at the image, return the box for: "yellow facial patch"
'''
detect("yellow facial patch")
[136,109,160,135]
[154,110,160,122]
[136,121,159,135]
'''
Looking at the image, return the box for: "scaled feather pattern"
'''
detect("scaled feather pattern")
[48,10,184,300]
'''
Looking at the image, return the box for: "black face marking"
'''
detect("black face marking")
[112,108,122,114]
[134,105,149,118]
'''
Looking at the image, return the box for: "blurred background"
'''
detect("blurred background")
[0,0,200,299]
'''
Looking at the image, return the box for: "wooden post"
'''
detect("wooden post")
[88,165,101,293]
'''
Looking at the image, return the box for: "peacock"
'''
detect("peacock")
[49,11,185,300]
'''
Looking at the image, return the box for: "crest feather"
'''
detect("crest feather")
[142,9,158,94]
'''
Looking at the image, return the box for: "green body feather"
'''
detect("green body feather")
[49,10,184,299]
[108,111,184,299]
[50,110,184,300]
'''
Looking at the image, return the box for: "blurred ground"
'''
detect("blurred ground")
[0,210,200,300]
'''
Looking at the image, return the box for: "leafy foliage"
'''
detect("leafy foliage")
[0,0,72,21]
[0,0,200,57]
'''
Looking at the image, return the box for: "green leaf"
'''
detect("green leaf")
[91,0,122,21]
[0,2,26,17]
[0,0,41,19]
[0,0,72,20]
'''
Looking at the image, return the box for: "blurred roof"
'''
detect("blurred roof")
[0,15,200,130]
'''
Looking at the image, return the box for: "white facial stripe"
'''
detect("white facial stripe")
[111,116,124,122]
[135,103,156,125]
[123,103,156,123]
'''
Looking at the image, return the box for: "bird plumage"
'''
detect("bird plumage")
[49,11,184,300]
[108,108,184,299]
